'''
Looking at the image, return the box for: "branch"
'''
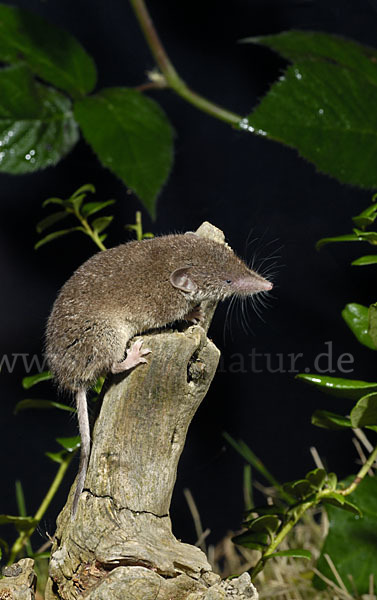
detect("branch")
[129,0,243,126]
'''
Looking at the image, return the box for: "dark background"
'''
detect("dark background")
[1,0,376,552]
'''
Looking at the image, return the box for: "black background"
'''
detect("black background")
[1,0,376,552]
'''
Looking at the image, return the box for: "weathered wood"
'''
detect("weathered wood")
[45,223,259,600]
[0,558,36,600]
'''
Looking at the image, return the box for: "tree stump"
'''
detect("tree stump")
[45,223,259,600]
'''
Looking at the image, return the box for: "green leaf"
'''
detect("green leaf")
[91,376,105,395]
[326,473,338,491]
[0,4,96,97]
[296,373,377,399]
[369,303,377,348]
[56,436,80,451]
[0,515,37,532]
[14,399,75,415]
[42,196,64,208]
[243,30,377,80]
[45,450,65,464]
[36,211,69,234]
[283,479,313,500]
[243,31,377,188]
[74,88,174,218]
[35,227,83,250]
[350,393,377,427]
[321,492,362,516]
[351,255,377,266]
[311,410,352,430]
[352,202,377,229]
[232,530,269,551]
[91,216,113,234]
[69,193,88,213]
[342,303,377,350]
[0,65,79,174]
[268,548,312,560]
[316,234,364,250]
[246,515,280,535]
[315,477,377,593]
[81,200,116,218]
[71,183,96,198]
[353,228,377,244]
[305,468,327,490]
[22,371,52,389]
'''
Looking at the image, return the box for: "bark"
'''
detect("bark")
[44,223,258,600]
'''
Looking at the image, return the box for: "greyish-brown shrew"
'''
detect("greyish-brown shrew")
[46,232,272,518]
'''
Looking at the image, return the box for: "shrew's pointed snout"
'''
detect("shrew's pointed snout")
[233,274,273,294]
[258,279,273,292]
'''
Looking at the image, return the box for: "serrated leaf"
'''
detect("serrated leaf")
[14,399,74,415]
[315,477,377,594]
[0,515,37,531]
[369,303,377,348]
[81,200,116,218]
[342,303,377,350]
[243,30,377,188]
[232,530,269,551]
[56,436,80,452]
[22,371,52,389]
[36,211,69,234]
[316,234,363,250]
[305,468,327,490]
[268,548,312,560]
[0,65,79,174]
[311,409,352,430]
[74,88,174,218]
[243,31,377,81]
[296,373,377,399]
[350,393,377,427]
[91,216,113,234]
[0,3,96,97]
[35,227,83,250]
[352,255,377,266]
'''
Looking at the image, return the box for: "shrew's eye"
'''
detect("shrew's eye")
[226,279,232,284]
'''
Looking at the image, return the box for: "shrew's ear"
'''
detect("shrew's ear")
[170,267,198,293]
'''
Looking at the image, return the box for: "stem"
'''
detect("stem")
[73,208,107,251]
[339,442,377,496]
[248,501,311,580]
[129,0,242,126]
[8,454,74,564]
